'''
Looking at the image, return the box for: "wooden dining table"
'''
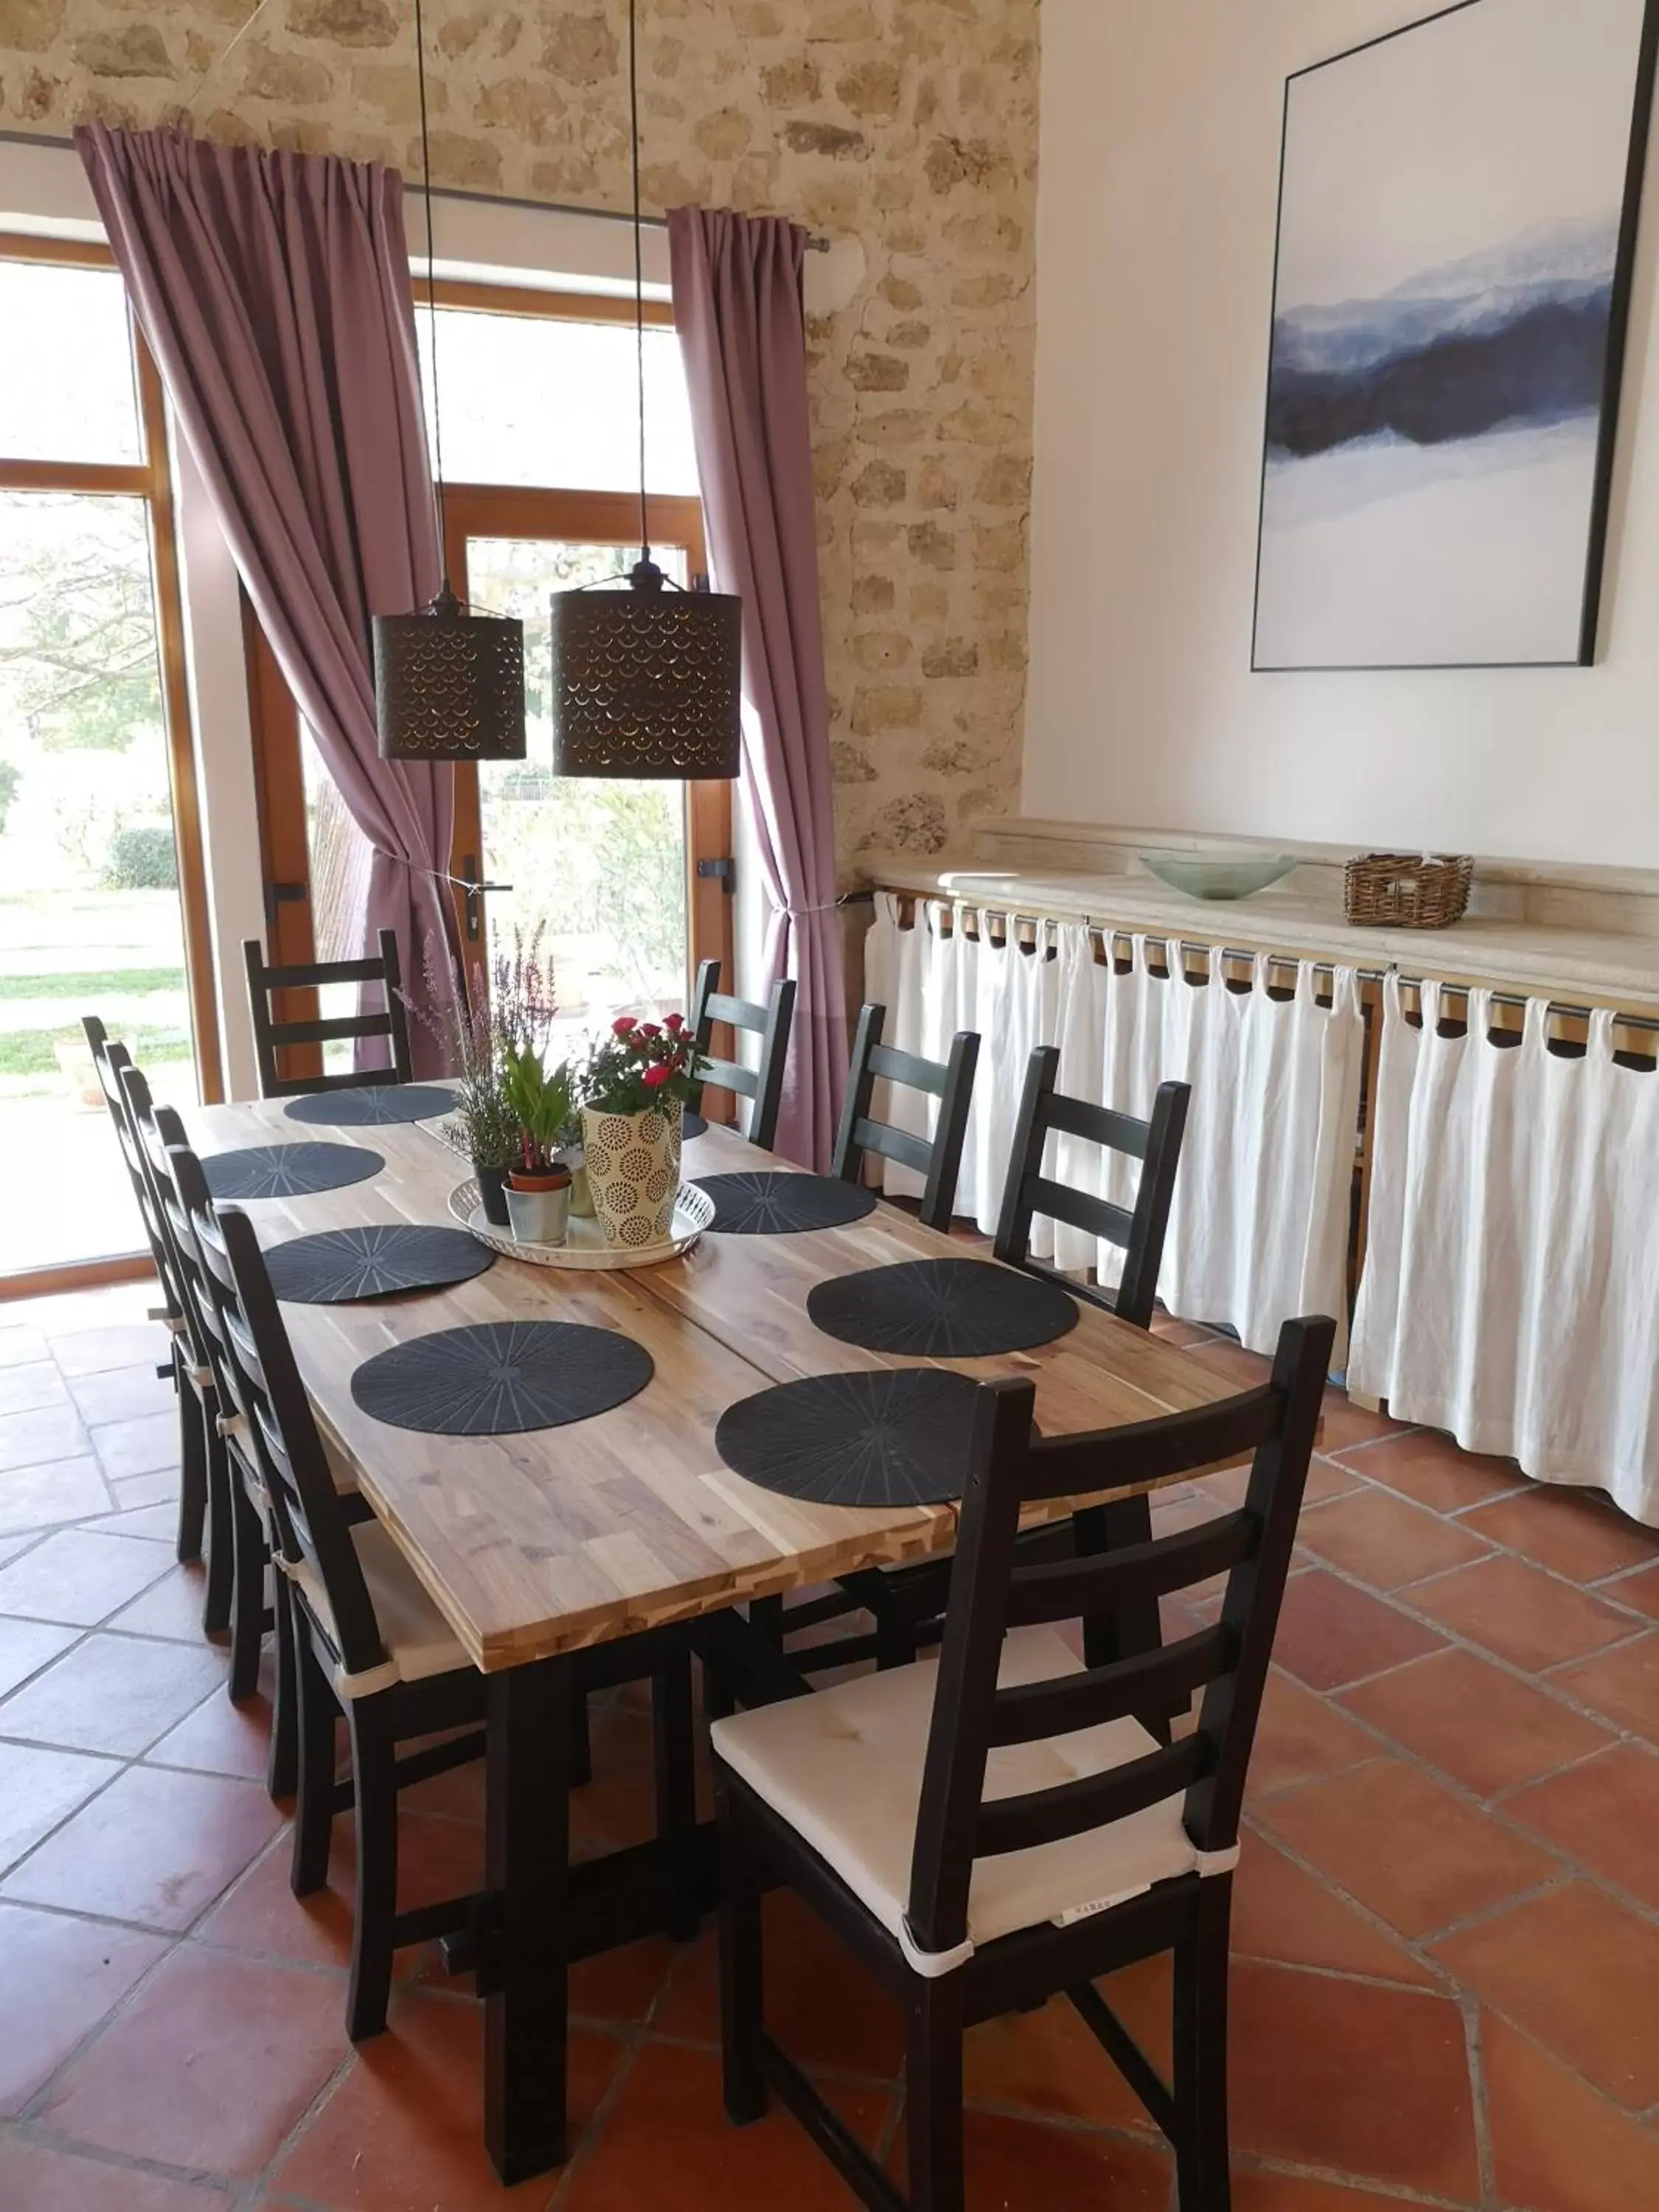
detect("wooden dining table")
[184,1094,1239,2185]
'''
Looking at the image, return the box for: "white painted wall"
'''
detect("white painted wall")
[1023,0,1659,867]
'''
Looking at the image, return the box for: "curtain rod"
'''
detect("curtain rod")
[893,893,1659,1037]
[0,125,832,249]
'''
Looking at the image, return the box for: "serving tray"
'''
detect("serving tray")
[447,1177,714,1271]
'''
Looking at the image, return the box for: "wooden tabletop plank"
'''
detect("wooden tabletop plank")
[185,1099,1239,1671]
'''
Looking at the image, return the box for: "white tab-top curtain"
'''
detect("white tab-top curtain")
[861,898,1363,1359]
[1350,977,1659,1524]
[861,891,1060,1228]
[1051,933,1365,1363]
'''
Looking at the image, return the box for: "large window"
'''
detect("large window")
[0,239,216,1287]
[251,285,730,1082]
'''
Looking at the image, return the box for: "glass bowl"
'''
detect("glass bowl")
[1136,850,1298,902]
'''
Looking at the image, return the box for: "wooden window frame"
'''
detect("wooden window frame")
[0,233,223,1298]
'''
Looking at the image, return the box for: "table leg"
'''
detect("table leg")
[484,1653,571,2185]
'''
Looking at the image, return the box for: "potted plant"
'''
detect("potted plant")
[577,1012,703,1249]
[454,1070,518,1228]
[502,1046,575,1245]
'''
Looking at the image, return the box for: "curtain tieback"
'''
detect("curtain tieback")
[773,899,843,919]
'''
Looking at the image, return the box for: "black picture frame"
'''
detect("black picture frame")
[1250,0,1659,673]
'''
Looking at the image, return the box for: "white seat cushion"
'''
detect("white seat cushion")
[220,1408,358,1494]
[712,1625,1223,1978]
[289,1519,467,1700]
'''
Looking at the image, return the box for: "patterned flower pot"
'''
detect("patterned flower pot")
[581,1101,682,1250]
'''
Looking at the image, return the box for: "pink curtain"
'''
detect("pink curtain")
[667,206,848,1170]
[76,124,459,1077]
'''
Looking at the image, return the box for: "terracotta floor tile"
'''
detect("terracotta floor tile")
[1553,1632,1659,1743]
[0,1630,224,1756]
[655,1888,904,2079]
[1605,1561,1659,1621]
[0,2140,226,2210]
[273,1988,622,2210]
[0,1402,90,1472]
[1268,1571,1447,1690]
[1231,2178,1421,2212]
[1245,1670,1379,1797]
[105,1563,212,1642]
[1295,1488,1495,1590]
[0,1529,39,1568]
[1256,1759,1559,1938]
[0,1323,49,1367]
[0,1611,80,1699]
[1408,1556,1641,1672]
[110,1466,182,1512]
[1432,1881,1659,2109]
[0,1738,115,1874]
[1228,1960,1478,2199]
[80,1498,181,1543]
[1509,1745,1659,1910]
[0,1455,110,1537]
[1340,1429,1526,1513]
[1231,1834,1439,1985]
[50,1321,170,1376]
[568,1935,679,2026]
[1317,1391,1406,1452]
[962,1982,1161,2134]
[1464,1485,1659,1585]
[0,1526,173,1626]
[1481,2008,1659,2212]
[67,1360,178,1426]
[3,1761,281,1929]
[568,2039,892,2212]
[198,1826,358,1971]
[91,1410,181,1482]
[891,2104,1173,2211]
[0,1358,72,1415]
[148,1677,276,1781]
[40,1941,346,2176]
[0,1899,167,2114]
[1339,1646,1614,1798]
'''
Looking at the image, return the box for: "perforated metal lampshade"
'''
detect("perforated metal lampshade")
[549,560,742,779]
[374,586,527,762]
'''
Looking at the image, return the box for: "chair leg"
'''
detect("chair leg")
[904,1978,965,2212]
[1172,1881,1234,2212]
[201,1412,234,1638]
[175,1355,206,1565]
[653,1651,699,1940]
[291,1627,338,1898]
[227,1478,267,1703]
[268,1571,297,1803]
[715,1771,767,2125]
[345,1694,400,2042]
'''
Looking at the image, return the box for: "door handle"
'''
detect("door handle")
[264,880,306,931]
[457,855,512,942]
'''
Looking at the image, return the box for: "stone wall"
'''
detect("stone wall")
[0,0,1039,877]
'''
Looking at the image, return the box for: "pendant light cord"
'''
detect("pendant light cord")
[629,0,651,568]
[412,0,450,597]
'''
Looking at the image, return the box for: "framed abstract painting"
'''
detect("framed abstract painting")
[1252,0,1659,670]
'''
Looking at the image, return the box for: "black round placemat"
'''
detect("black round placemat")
[350,1319,653,1436]
[203,1143,384,1201]
[715,1368,987,1508]
[265,1224,495,1305]
[683,1110,709,1140]
[284,1083,457,1127]
[694,1171,877,1235]
[807,1258,1079,1359]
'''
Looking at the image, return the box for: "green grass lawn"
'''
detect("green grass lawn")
[0,1024,190,1077]
[0,966,185,1002]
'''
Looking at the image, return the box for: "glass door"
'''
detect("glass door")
[446,487,732,1063]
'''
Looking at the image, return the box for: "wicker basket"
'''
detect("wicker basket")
[1344,852,1473,930]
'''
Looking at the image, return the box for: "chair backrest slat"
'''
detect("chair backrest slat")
[119,1065,211,1367]
[1021,1386,1283,1504]
[832,1002,980,1231]
[83,1018,179,1317]
[993,1045,1189,1332]
[689,958,796,1150]
[988,1624,1237,1748]
[903,1312,1335,1958]
[243,928,413,1098]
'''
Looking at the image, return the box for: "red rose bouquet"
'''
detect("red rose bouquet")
[578,1011,703,1118]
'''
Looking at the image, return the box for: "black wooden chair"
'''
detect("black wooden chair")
[243,928,414,1099]
[688,958,796,1152]
[995,1044,1190,1335]
[712,1312,1335,2212]
[194,1194,701,2037]
[83,1018,213,1576]
[832,1004,978,1231]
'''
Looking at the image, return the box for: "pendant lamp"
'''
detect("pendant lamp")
[549,0,742,779]
[374,0,526,762]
